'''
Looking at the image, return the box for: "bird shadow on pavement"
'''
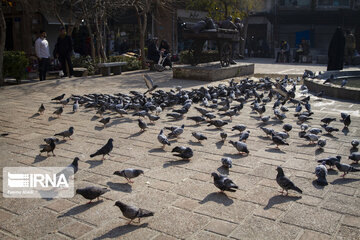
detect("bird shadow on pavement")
[342,127,349,136]
[86,159,103,168]
[199,192,234,206]
[350,162,360,167]
[34,155,49,163]
[188,140,202,146]
[216,140,224,149]
[93,223,148,240]
[66,111,75,115]
[149,148,166,153]
[327,169,339,175]
[95,126,105,131]
[265,148,286,154]
[204,128,223,132]
[331,178,360,185]
[257,136,270,141]
[163,160,190,168]
[58,200,103,218]
[91,115,100,121]
[323,133,338,139]
[311,180,326,190]
[48,116,57,121]
[264,195,301,210]
[127,131,145,138]
[29,113,40,118]
[315,148,324,155]
[217,166,229,175]
[297,143,316,148]
[107,181,132,193]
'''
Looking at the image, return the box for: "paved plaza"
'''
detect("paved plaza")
[0,62,359,239]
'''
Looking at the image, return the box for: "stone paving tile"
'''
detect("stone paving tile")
[298,230,332,240]
[230,215,302,240]
[191,230,230,240]
[59,220,94,239]
[204,219,239,236]
[281,203,342,234]
[335,225,360,240]
[44,199,77,213]
[322,192,360,216]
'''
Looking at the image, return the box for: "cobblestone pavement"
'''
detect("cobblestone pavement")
[0,69,359,240]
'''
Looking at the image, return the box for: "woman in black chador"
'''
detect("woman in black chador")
[327,27,345,71]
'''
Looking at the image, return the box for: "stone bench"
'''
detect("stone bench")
[97,62,127,76]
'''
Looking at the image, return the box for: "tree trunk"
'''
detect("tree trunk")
[136,10,147,69]
[86,25,96,59]
[0,6,6,86]
[240,17,249,57]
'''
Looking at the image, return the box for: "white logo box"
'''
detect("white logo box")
[3,167,75,198]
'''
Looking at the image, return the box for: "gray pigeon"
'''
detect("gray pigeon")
[44,137,59,144]
[90,138,113,160]
[158,129,171,148]
[221,157,232,168]
[229,140,249,155]
[51,93,65,101]
[282,124,292,132]
[114,201,154,224]
[315,162,328,186]
[172,146,193,160]
[348,152,360,164]
[303,133,318,144]
[317,156,341,169]
[335,162,360,178]
[232,124,246,133]
[76,186,109,203]
[276,166,302,195]
[55,127,74,140]
[239,130,250,142]
[38,103,45,114]
[73,100,79,112]
[261,115,270,123]
[271,133,289,148]
[168,124,184,138]
[99,117,110,126]
[138,119,148,131]
[323,125,339,134]
[40,138,56,156]
[321,117,336,125]
[187,116,205,125]
[114,169,144,183]
[207,119,228,129]
[211,172,238,193]
[146,113,160,123]
[317,139,327,148]
[192,132,207,142]
[260,127,274,137]
[308,128,322,135]
[351,139,359,148]
[53,107,63,117]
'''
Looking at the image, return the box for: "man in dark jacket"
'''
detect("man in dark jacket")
[54,27,74,77]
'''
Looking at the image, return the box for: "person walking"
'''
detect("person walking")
[54,27,74,78]
[344,30,356,65]
[35,30,50,81]
[327,27,345,71]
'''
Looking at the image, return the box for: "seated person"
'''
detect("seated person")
[159,39,172,68]
[147,37,160,63]
[294,39,310,62]
[276,40,290,63]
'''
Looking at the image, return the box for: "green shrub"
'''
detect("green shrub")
[179,50,219,64]
[71,55,97,75]
[108,55,141,72]
[3,51,29,80]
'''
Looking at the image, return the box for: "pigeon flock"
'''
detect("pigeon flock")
[35,73,359,226]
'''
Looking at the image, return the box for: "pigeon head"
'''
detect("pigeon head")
[113,171,122,176]
[321,161,327,166]
[75,188,83,195]
[72,157,79,166]
[181,124,185,129]
[276,166,284,176]
[108,138,114,143]
[69,127,74,132]
[228,140,235,146]
[211,172,220,179]
[134,169,144,175]
[336,156,341,161]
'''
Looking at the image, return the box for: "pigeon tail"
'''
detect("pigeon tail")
[291,186,303,194]
[138,209,154,218]
[351,168,360,172]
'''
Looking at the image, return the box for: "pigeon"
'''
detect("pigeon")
[207,120,228,129]
[317,139,327,148]
[172,146,193,160]
[114,169,144,183]
[308,128,322,135]
[69,157,79,174]
[274,131,289,139]
[314,90,324,98]
[260,127,274,137]
[317,156,341,169]
[96,106,106,116]
[166,112,183,120]
[303,133,318,144]
[133,110,148,118]
[44,137,59,144]
[116,108,128,117]
[351,139,359,148]
[323,126,339,134]
[340,112,349,121]
[335,162,360,178]
[261,115,270,123]
[158,129,171,148]
[90,138,113,160]
[114,201,154,224]
[300,124,309,131]
[321,117,336,125]
[55,127,74,140]
[60,98,70,107]
[343,115,351,127]
[315,162,328,186]
[239,130,250,142]
[221,157,232,168]
[229,140,249,155]
[51,93,65,101]
[341,79,348,88]
[297,114,312,123]
[204,112,216,120]
[99,117,110,126]
[38,103,45,114]
[231,124,246,133]
[171,146,187,154]
[168,124,185,138]
[73,100,79,112]
[211,172,238,193]
[40,138,56,156]
[271,133,289,148]
[187,116,205,125]
[192,132,207,142]
[348,152,360,164]
[53,107,63,117]
[282,124,292,132]
[143,74,158,94]
[276,166,302,195]
[220,109,238,120]
[138,119,148,131]
[155,106,162,115]
[220,132,227,141]
[76,186,109,204]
